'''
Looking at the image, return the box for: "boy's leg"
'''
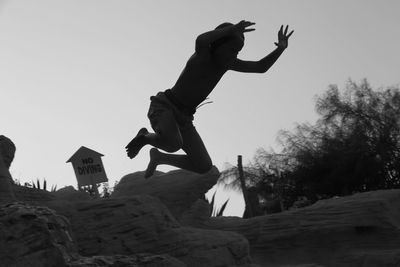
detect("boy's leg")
[145,126,212,178]
[126,109,183,158]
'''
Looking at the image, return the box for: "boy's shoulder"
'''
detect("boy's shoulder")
[187,51,215,67]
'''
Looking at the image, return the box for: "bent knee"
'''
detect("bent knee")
[163,138,183,153]
[194,160,213,174]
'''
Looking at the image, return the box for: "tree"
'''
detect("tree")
[279,79,400,202]
[218,152,291,217]
[218,156,255,218]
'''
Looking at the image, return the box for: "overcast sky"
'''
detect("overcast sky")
[1,0,399,216]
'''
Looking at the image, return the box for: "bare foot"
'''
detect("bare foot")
[145,148,160,179]
[125,128,149,159]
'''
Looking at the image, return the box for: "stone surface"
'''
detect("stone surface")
[180,199,212,227]
[0,202,189,267]
[112,166,220,221]
[5,167,256,266]
[0,202,78,267]
[0,135,16,169]
[0,135,16,203]
[12,184,56,203]
[70,254,187,267]
[45,195,252,267]
[52,186,92,202]
[196,189,400,267]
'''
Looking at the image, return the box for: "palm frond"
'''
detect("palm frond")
[216,198,229,217]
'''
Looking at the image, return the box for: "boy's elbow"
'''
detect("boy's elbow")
[196,34,208,46]
[260,65,271,73]
[254,61,270,73]
[195,36,209,52]
[253,67,267,74]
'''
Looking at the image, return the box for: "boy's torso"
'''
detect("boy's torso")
[171,53,227,109]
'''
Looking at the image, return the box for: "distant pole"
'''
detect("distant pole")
[238,155,253,218]
[90,177,100,198]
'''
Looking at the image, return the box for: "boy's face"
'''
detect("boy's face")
[213,37,244,67]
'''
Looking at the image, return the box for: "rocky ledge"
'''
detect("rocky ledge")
[3,166,400,267]
[195,189,400,267]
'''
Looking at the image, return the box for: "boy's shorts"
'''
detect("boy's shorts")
[147,90,195,132]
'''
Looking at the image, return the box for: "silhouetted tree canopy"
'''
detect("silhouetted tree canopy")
[218,79,400,215]
[218,151,292,216]
[279,79,400,202]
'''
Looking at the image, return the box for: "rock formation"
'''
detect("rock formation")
[44,194,253,267]
[112,166,220,221]
[5,159,400,266]
[0,202,187,267]
[2,167,258,266]
[194,189,400,267]
[0,202,78,266]
[0,135,16,203]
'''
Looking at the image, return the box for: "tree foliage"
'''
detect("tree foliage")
[218,151,291,216]
[279,79,400,202]
[218,79,400,214]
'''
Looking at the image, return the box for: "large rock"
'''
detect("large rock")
[180,199,212,227]
[45,195,253,267]
[0,135,16,169]
[52,186,92,202]
[0,202,78,267]
[0,202,188,267]
[12,185,56,203]
[196,189,400,267]
[0,135,16,203]
[112,166,220,221]
[70,254,187,267]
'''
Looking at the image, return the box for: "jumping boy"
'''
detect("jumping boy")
[126,20,293,178]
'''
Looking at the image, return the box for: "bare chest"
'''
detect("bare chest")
[172,56,226,107]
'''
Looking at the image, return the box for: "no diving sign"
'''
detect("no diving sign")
[67,146,108,188]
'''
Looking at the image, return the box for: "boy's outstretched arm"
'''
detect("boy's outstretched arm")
[230,25,294,73]
[195,20,255,53]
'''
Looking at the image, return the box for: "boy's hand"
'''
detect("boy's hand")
[275,25,294,50]
[233,20,256,35]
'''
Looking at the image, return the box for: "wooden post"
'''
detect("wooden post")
[238,155,253,218]
[91,177,100,198]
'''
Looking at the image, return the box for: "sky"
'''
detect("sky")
[1,0,399,216]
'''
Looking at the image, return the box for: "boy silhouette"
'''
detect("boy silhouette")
[126,20,293,178]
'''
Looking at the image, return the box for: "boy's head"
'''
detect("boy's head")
[211,22,244,67]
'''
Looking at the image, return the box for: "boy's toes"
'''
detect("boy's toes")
[125,127,149,159]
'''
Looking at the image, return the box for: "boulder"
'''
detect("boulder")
[197,189,400,267]
[0,135,16,169]
[0,135,16,203]
[52,186,92,202]
[45,195,253,267]
[112,166,220,221]
[12,185,56,203]
[180,199,212,227]
[70,254,187,267]
[0,202,188,267]
[0,202,78,267]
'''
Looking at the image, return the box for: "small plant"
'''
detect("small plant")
[101,182,112,198]
[208,192,229,217]
[28,178,57,192]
